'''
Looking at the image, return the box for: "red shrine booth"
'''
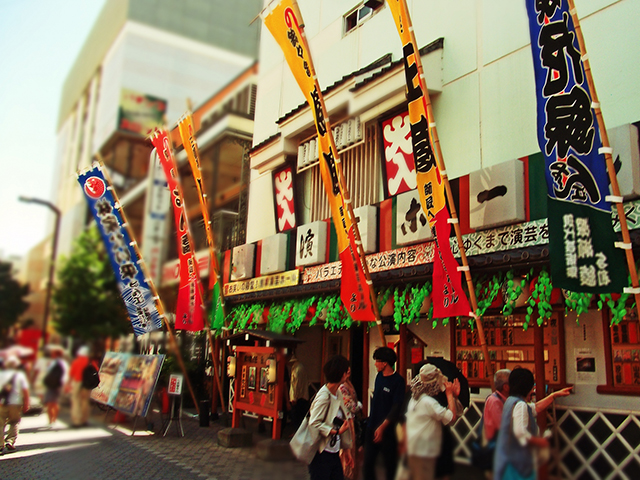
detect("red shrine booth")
[224,330,304,440]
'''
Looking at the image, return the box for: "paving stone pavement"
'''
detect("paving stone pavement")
[1,405,483,480]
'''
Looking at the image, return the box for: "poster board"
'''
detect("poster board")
[91,353,164,417]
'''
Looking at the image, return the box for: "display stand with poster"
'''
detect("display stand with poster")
[163,373,184,437]
[91,353,165,435]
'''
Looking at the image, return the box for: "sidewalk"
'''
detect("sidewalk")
[106,406,484,480]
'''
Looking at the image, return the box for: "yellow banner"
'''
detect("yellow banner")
[263,0,375,321]
[263,0,352,251]
[385,0,446,226]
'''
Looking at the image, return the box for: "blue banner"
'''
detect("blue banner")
[526,0,610,212]
[526,0,626,293]
[78,165,164,335]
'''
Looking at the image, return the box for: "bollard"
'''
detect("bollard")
[199,400,210,427]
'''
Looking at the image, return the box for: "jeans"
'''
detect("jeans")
[309,450,344,480]
[363,426,398,480]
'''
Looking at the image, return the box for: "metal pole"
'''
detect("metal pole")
[19,196,61,348]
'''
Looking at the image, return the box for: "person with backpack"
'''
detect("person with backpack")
[66,346,98,428]
[42,346,68,426]
[0,356,30,454]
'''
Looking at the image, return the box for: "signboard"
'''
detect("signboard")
[224,269,299,296]
[274,165,297,232]
[118,88,167,135]
[91,353,164,418]
[382,111,416,196]
[113,354,165,417]
[167,374,183,396]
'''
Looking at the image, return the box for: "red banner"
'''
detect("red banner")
[431,209,472,318]
[151,130,204,331]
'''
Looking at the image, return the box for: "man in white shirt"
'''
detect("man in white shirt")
[0,356,30,454]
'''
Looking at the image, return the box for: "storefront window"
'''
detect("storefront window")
[453,312,564,387]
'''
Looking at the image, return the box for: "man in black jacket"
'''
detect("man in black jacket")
[363,347,406,480]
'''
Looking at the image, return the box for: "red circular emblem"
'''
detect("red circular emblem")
[84,176,106,199]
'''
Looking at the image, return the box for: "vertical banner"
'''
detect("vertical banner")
[151,130,205,331]
[386,0,471,317]
[526,0,626,292]
[177,114,225,329]
[78,164,164,336]
[263,0,374,321]
[141,149,171,287]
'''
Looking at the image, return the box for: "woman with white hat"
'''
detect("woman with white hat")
[0,355,30,454]
[403,363,459,480]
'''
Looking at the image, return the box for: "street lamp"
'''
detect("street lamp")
[18,196,61,348]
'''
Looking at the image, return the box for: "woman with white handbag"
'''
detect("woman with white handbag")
[290,355,354,479]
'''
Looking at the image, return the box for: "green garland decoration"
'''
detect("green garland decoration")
[377,286,393,313]
[287,296,316,333]
[502,269,531,316]
[525,268,553,330]
[474,272,503,318]
[564,290,593,321]
[267,300,294,333]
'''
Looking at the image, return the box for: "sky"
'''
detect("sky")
[0,0,106,259]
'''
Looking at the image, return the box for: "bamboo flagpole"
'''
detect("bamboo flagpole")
[564,0,640,317]
[262,0,386,346]
[177,113,226,410]
[82,157,200,414]
[385,0,493,386]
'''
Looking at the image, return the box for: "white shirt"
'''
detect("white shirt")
[0,369,29,405]
[512,401,538,447]
[406,394,454,458]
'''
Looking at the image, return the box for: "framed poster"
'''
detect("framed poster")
[259,367,269,392]
[248,366,257,390]
[168,374,183,395]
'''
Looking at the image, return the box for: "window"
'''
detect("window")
[344,1,383,35]
[305,122,381,222]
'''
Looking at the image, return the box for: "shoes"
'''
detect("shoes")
[5,444,16,453]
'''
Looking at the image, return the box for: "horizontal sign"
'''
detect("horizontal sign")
[224,269,299,296]
[450,218,549,258]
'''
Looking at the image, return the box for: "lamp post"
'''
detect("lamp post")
[18,196,61,348]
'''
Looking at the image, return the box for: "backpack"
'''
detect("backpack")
[44,361,64,390]
[0,374,16,405]
[81,364,100,389]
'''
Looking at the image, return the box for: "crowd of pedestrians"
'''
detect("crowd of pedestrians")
[0,343,98,455]
[293,347,573,480]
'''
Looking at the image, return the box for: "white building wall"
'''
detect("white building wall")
[93,21,255,153]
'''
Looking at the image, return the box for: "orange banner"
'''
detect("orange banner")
[263,0,374,321]
[178,114,225,328]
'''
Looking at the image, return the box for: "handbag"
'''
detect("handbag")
[290,390,329,464]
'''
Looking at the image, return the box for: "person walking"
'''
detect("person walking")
[67,346,93,427]
[307,355,354,480]
[403,363,459,480]
[0,356,30,454]
[339,366,362,480]
[42,346,69,426]
[363,347,406,480]
[289,349,310,431]
[493,368,572,480]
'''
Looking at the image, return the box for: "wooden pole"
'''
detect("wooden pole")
[566,0,640,319]
[94,157,200,414]
[394,0,494,388]
[205,327,226,410]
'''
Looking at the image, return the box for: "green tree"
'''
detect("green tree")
[0,261,29,344]
[52,227,131,341]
